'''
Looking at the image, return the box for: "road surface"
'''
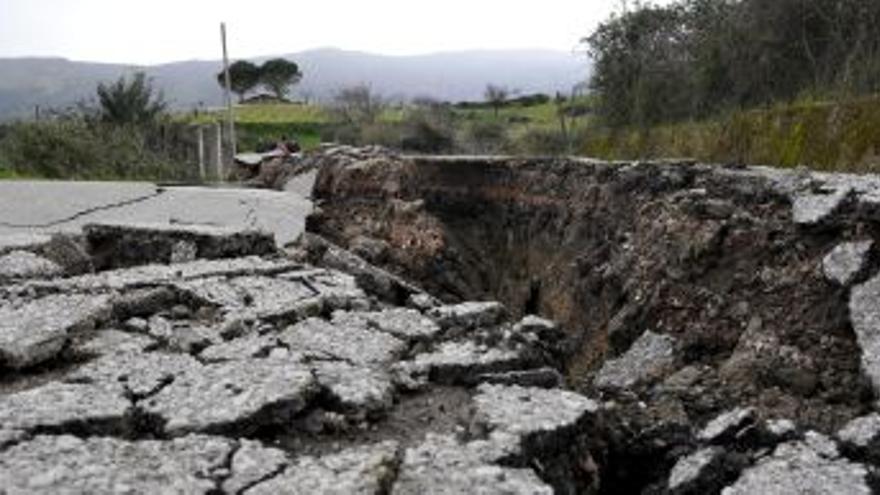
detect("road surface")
[0,175,315,247]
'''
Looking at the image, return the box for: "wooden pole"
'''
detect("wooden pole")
[197,126,206,181]
[220,22,237,167]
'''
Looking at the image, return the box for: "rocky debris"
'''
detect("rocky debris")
[0,233,52,256]
[36,233,94,275]
[429,301,507,330]
[247,441,399,495]
[837,413,880,462]
[470,384,600,493]
[471,383,598,444]
[791,186,852,225]
[477,367,564,388]
[823,240,873,286]
[84,222,277,269]
[593,331,678,391]
[223,439,289,493]
[667,446,726,494]
[75,329,156,356]
[176,271,368,324]
[0,294,111,369]
[279,317,406,366]
[330,308,442,343]
[394,434,553,495]
[0,250,62,280]
[723,433,872,495]
[0,434,234,494]
[393,341,524,388]
[296,233,426,305]
[141,359,317,436]
[312,361,395,416]
[848,273,880,395]
[69,351,202,399]
[0,382,131,435]
[698,407,756,444]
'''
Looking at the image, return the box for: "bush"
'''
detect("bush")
[516,128,570,156]
[460,120,509,154]
[0,119,197,181]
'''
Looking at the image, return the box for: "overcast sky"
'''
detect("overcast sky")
[0,0,643,65]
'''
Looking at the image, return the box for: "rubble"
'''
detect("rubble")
[84,222,277,269]
[247,441,399,494]
[0,294,111,369]
[0,435,234,494]
[0,250,62,280]
[722,433,872,495]
[822,240,873,286]
[593,331,678,390]
[11,147,880,492]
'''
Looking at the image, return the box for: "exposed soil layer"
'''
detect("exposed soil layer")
[306,146,880,492]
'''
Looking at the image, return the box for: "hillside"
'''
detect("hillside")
[0,48,588,120]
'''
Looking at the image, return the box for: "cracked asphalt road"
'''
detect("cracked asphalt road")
[0,177,314,246]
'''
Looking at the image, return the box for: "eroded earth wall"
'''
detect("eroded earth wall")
[307,146,880,492]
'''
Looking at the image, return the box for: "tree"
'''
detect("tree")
[259,58,302,100]
[96,72,166,126]
[484,84,509,117]
[331,84,384,125]
[217,60,261,102]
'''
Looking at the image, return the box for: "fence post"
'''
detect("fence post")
[215,121,223,181]
[197,125,206,181]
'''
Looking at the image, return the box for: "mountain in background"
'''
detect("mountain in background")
[0,48,589,120]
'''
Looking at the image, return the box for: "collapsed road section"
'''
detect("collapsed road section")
[304,145,880,493]
[0,221,596,494]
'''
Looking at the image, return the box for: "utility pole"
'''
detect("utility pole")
[220,22,237,167]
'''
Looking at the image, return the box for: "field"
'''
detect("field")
[180,101,572,153]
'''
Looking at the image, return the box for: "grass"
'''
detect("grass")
[178,100,568,152]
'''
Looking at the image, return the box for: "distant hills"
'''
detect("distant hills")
[0,48,589,121]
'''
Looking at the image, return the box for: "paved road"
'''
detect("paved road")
[0,174,315,247]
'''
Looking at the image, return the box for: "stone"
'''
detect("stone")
[0,233,52,256]
[593,331,677,390]
[74,329,156,356]
[822,240,873,286]
[668,446,725,494]
[312,361,395,416]
[222,439,289,494]
[279,317,406,366]
[512,315,565,343]
[722,434,871,495]
[471,384,598,446]
[247,441,400,495]
[698,407,756,444]
[15,256,299,295]
[84,221,277,269]
[0,382,130,435]
[331,308,442,342]
[68,351,203,399]
[37,233,94,275]
[837,413,880,462]
[429,301,507,329]
[0,434,234,494]
[0,251,62,280]
[142,359,317,436]
[0,294,111,369]
[198,333,286,363]
[477,368,564,388]
[393,341,523,387]
[299,233,422,304]
[792,186,851,225]
[394,434,552,495]
[848,273,880,394]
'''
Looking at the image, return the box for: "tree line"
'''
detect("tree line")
[586,0,880,127]
[216,58,302,103]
